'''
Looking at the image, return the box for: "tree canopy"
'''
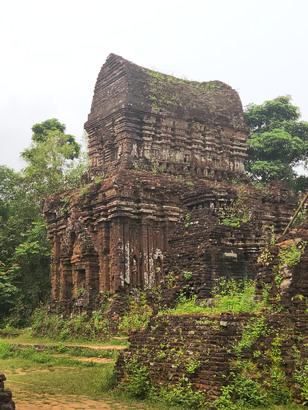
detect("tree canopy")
[20,118,85,203]
[0,119,87,325]
[244,96,308,188]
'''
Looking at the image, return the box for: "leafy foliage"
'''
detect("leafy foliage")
[118,292,152,334]
[233,316,269,357]
[279,241,306,268]
[295,360,308,404]
[244,96,308,187]
[31,307,111,341]
[163,278,269,315]
[0,119,87,325]
[216,373,269,408]
[21,119,86,203]
[8,220,51,324]
[120,357,152,399]
[152,376,206,408]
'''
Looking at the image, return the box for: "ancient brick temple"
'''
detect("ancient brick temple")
[85,53,247,178]
[43,54,296,312]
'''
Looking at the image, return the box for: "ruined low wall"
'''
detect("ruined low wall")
[0,374,15,410]
[115,310,308,405]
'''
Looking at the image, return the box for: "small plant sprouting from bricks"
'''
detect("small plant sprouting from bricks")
[279,240,307,269]
[184,213,191,229]
[165,271,175,289]
[233,316,269,358]
[220,186,250,228]
[77,286,86,297]
[163,278,269,315]
[60,195,71,213]
[257,247,274,266]
[183,270,192,280]
[185,356,201,374]
[80,183,91,196]
[294,360,308,404]
[118,292,152,334]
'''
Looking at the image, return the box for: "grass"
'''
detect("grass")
[3,360,183,410]
[162,279,269,316]
[0,335,303,409]
[0,339,179,409]
[8,364,114,399]
[0,327,128,347]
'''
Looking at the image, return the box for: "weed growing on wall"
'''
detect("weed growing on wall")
[294,360,308,404]
[279,241,307,268]
[220,185,250,228]
[164,278,268,315]
[183,270,193,280]
[118,292,152,334]
[234,316,269,357]
[119,357,152,399]
[119,354,206,408]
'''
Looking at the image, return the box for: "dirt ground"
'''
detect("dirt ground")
[13,395,140,409]
[2,340,140,409]
[7,369,145,410]
[14,396,114,409]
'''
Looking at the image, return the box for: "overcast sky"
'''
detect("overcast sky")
[1,0,308,170]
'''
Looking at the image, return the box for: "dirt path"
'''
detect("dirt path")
[49,354,114,364]
[13,394,142,409]
[9,380,145,409]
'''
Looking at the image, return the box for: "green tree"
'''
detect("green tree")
[244,96,308,187]
[21,119,83,203]
[0,262,18,322]
[8,220,51,324]
[0,120,88,325]
[0,165,20,221]
[0,166,25,265]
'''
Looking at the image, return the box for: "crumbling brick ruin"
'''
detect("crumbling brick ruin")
[43,54,296,313]
[115,309,308,404]
[115,222,308,405]
[85,53,247,179]
[0,374,15,410]
[43,54,308,406]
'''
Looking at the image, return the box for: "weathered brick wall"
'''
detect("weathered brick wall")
[256,221,308,310]
[43,170,297,314]
[0,374,15,410]
[84,53,248,179]
[43,54,298,315]
[161,182,297,303]
[115,311,308,404]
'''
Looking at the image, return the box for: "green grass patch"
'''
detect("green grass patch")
[162,278,269,316]
[0,328,128,347]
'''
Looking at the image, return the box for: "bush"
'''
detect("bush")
[153,376,206,408]
[165,278,268,315]
[119,358,152,399]
[118,293,152,334]
[31,306,111,341]
[0,341,14,359]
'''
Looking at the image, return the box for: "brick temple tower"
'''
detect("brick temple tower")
[44,55,295,313]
